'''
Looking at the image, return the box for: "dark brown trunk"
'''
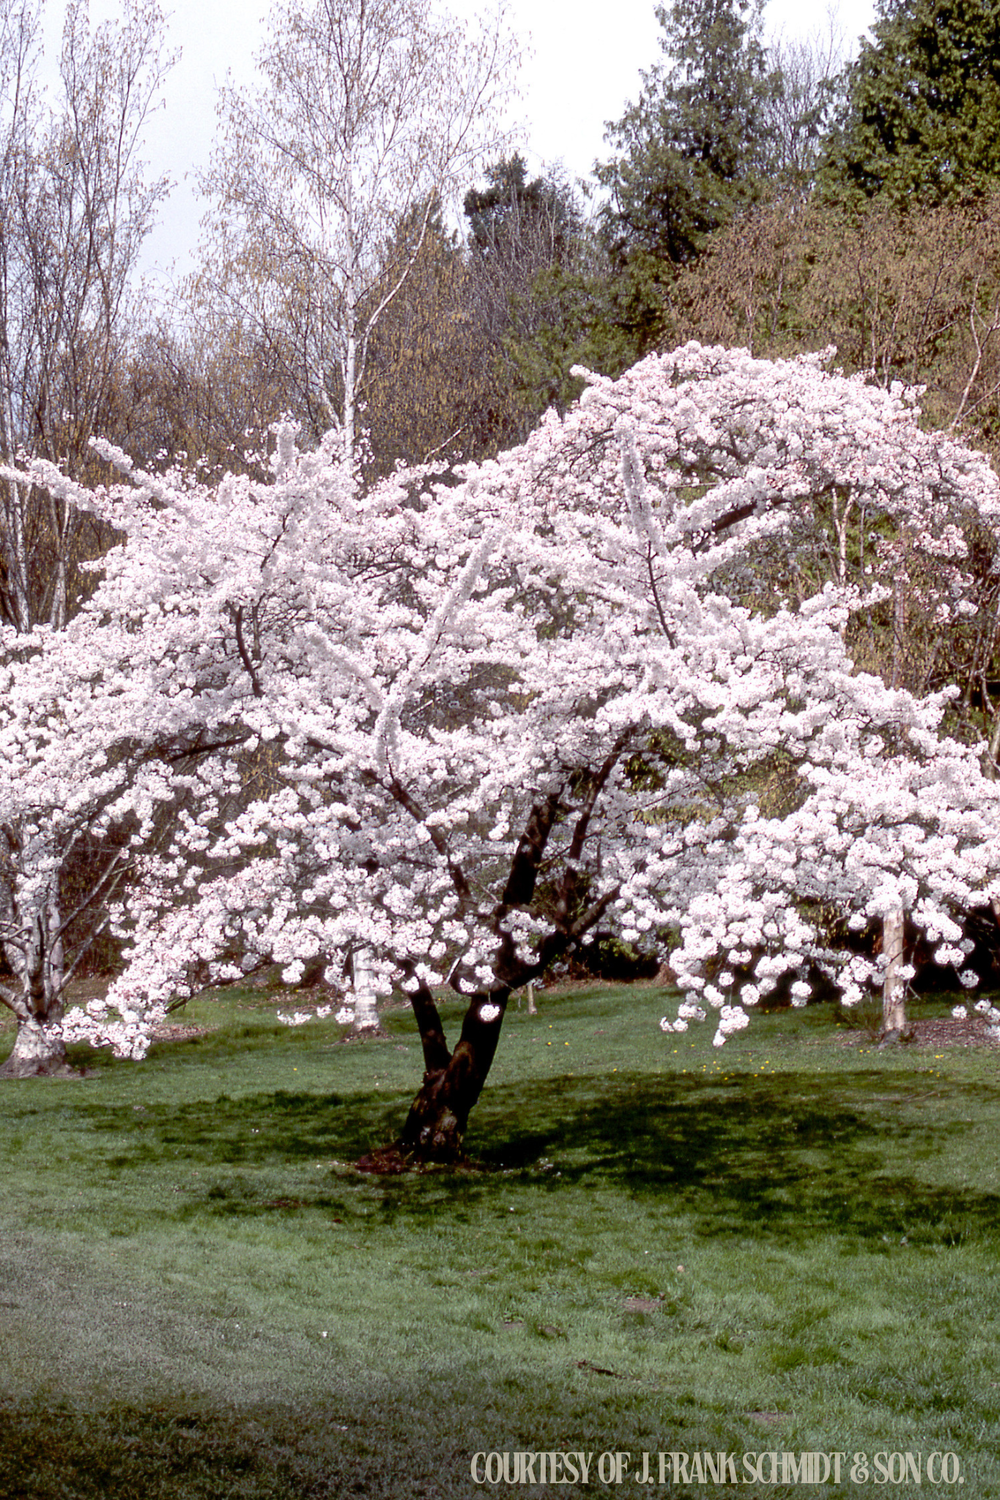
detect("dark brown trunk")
[386,768,627,1165]
[397,987,509,1162]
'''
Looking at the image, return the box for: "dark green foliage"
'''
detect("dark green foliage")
[463,154,581,268]
[823,0,1000,205]
[461,158,667,432]
[456,155,597,450]
[502,250,667,418]
[596,0,779,266]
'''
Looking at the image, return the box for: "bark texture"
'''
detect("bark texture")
[881,907,907,1041]
[0,1017,68,1077]
[397,984,509,1161]
[386,760,628,1163]
[1,888,69,1077]
[349,949,383,1036]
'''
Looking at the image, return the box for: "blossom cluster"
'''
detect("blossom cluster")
[4,344,1000,1059]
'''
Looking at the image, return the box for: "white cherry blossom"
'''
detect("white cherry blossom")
[5,345,1000,1128]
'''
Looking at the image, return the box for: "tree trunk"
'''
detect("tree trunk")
[350,949,382,1036]
[0,1015,68,1078]
[396,986,509,1162]
[0,478,31,631]
[383,775,624,1166]
[882,907,907,1039]
[0,889,70,1077]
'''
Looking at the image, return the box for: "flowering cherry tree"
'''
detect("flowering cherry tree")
[0,628,181,1075]
[4,346,1000,1152]
[0,455,250,1074]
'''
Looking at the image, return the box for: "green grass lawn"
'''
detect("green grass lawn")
[1,985,998,1498]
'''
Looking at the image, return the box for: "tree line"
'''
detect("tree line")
[9,0,1000,514]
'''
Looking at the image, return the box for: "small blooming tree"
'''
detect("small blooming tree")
[0,455,259,1074]
[5,346,1000,1151]
[0,612,190,1075]
[661,688,1000,1044]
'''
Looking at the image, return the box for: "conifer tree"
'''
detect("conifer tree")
[824,0,1000,205]
[597,0,778,265]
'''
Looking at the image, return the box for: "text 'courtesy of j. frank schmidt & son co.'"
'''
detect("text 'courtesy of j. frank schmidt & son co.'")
[470,1449,967,1487]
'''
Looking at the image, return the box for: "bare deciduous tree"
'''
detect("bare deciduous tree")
[762,15,846,188]
[195,0,520,468]
[0,0,174,631]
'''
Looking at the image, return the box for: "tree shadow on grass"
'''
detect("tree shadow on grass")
[84,1086,404,1167]
[76,1067,1000,1250]
[470,1068,1000,1249]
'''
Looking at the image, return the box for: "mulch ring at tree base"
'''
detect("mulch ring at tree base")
[838,1015,999,1049]
[354,1144,491,1175]
[355,1145,413,1175]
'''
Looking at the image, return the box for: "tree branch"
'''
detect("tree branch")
[233,604,264,697]
[499,791,563,910]
[402,967,452,1076]
[370,769,476,913]
[646,538,676,645]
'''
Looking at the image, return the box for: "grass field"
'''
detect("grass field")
[1,983,999,1498]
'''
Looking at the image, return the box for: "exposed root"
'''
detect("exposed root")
[355,1145,413,1175]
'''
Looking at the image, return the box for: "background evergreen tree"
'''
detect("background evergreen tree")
[823,0,1000,205]
[463,154,581,267]
[460,155,592,450]
[595,0,779,266]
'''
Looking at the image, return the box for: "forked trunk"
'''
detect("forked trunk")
[385,776,623,1165]
[397,985,509,1162]
[0,891,69,1078]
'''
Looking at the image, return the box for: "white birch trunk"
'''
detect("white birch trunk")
[350,949,381,1035]
[343,326,357,473]
[0,883,69,1076]
[0,1015,68,1077]
[882,907,907,1036]
[341,164,357,474]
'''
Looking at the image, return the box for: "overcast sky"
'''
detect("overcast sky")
[42,0,877,290]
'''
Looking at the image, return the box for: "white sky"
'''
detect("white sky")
[41,0,877,290]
